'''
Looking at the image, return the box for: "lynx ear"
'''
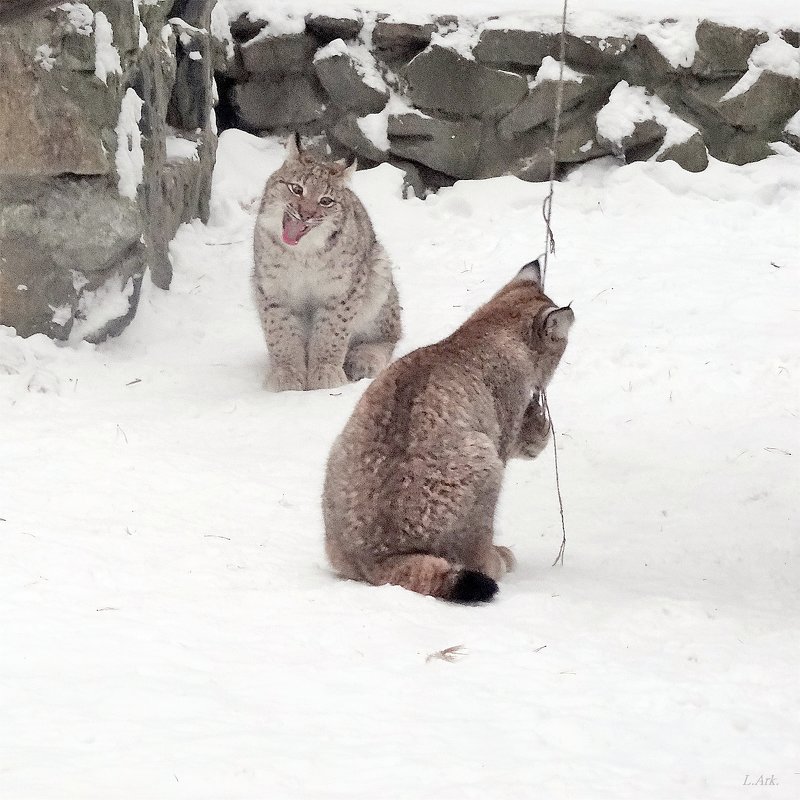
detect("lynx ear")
[343,157,358,181]
[286,132,302,161]
[543,306,575,340]
[513,259,543,288]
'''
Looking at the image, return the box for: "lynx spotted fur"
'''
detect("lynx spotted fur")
[252,135,401,391]
[323,261,574,603]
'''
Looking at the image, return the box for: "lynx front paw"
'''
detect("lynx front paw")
[307,363,348,391]
[344,343,391,382]
[266,365,306,392]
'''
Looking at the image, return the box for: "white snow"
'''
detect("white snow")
[94,10,122,84]
[59,2,93,36]
[69,275,135,344]
[2,125,799,798]
[34,44,55,71]
[314,37,349,60]
[211,0,235,61]
[49,304,72,327]
[166,135,200,161]
[227,0,305,36]
[188,50,202,60]
[223,0,800,37]
[357,93,426,152]
[640,17,699,68]
[314,38,388,95]
[786,109,800,136]
[721,33,800,101]
[429,24,479,60]
[533,55,586,86]
[115,88,145,201]
[138,22,148,48]
[597,80,698,152]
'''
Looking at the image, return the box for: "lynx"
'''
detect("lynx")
[252,135,401,391]
[323,260,574,603]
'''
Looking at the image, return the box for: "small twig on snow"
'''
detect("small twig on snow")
[426,645,467,663]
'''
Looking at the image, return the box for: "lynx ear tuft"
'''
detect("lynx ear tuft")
[515,259,542,288]
[544,306,575,340]
[286,132,301,160]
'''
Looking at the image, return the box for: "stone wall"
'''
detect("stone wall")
[0,1,220,341]
[218,12,800,196]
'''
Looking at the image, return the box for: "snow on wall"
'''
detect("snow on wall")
[94,10,122,84]
[597,81,697,150]
[115,88,145,200]
[722,33,800,101]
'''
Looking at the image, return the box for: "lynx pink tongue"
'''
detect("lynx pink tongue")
[282,215,308,246]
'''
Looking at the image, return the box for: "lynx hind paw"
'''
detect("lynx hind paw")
[495,545,516,574]
[307,364,348,391]
[266,365,306,392]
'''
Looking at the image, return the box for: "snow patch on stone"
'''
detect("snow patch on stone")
[641,18,699,68]
[115,88,145,200]
[69,275,135,344]
[49,304,72,327]
[59,3,93,36]
[166,135,200,161]
[35,44,56,71]
[315,38,387,94]
[533,56,586,86]
[94,11,122,84]
[786,109,800,137]
[721,34,800,101]
[597,80,697,151]
[211,1,235,61]
[357,94,421,152]
[429,24,478,60]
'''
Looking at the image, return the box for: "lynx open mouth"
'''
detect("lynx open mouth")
[282,212,310,246]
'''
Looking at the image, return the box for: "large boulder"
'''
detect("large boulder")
[372,20,435,65]
[404,44,527,119]
[717,71,800,132]
[473,28,555,68]
[234,74,326,130]
[559,33,631,70]
[691,21,768,77]
[388,113,481,178]
[498,60,603,137]
[330,114,388,163]
[240,31,316,74]
[476,123,552,181]
[314,39,388,115]
[306,15,362,44]
[656,132,709,171]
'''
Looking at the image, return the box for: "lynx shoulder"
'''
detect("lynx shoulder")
[252,135,401,392]
[323,260,574,603]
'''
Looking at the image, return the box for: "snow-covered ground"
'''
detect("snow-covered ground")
[2,129,799,798]
[224,0,800,36]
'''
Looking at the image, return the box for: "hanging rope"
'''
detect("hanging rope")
[541,0,570,286]
[539,0,570,566]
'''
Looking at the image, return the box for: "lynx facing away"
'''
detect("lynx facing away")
[252,135,401,391]
[323,261,574,603]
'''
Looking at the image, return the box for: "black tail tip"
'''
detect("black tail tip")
[450,570,499,603]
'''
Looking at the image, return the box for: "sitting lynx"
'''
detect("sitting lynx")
[252,134,401,391]
[323,260,574,603]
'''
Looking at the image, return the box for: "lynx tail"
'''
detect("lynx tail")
[365,554,498,603]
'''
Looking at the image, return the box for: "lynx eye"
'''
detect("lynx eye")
[319,196,335,207]
[286,182,303,196]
